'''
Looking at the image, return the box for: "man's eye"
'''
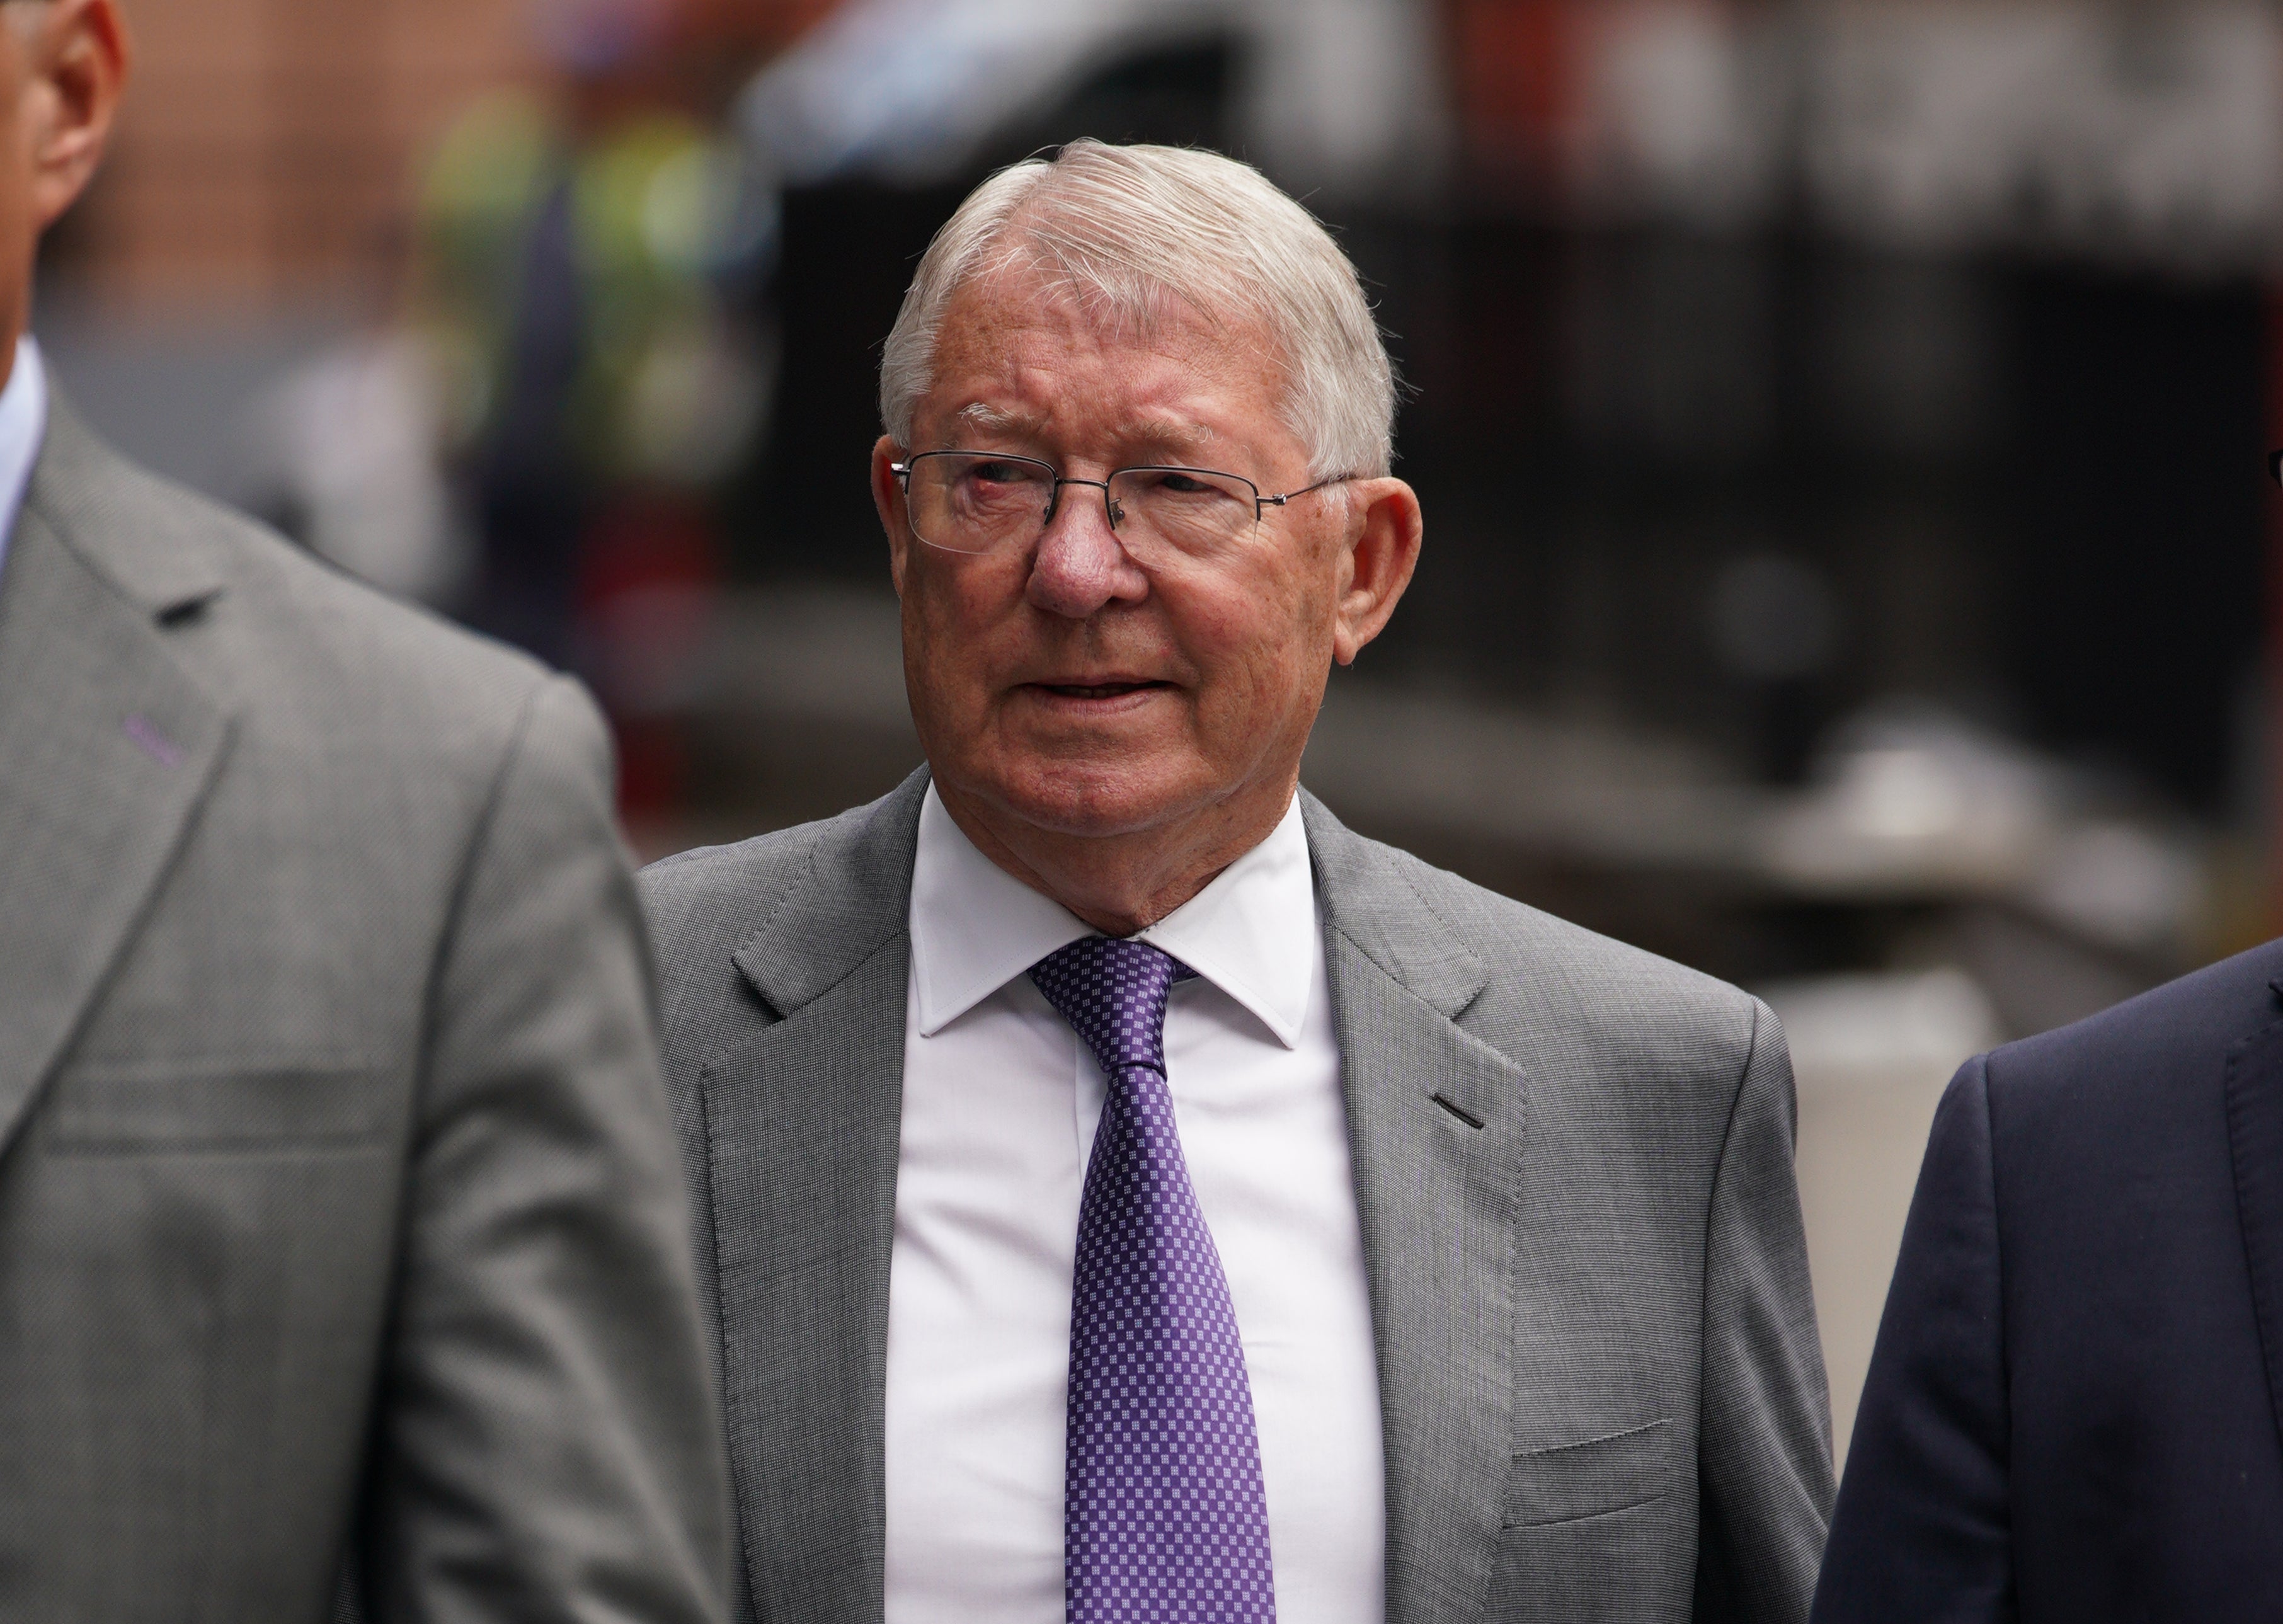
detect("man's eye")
[968,461,1041,486]
[1141,471,1235,500]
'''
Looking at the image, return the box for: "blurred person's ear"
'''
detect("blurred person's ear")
[15,0,128,235]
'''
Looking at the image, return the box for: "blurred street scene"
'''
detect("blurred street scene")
[44,0,2283,1457]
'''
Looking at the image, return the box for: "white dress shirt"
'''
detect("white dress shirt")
[884,784,1387,1624]
[0,336,50,588]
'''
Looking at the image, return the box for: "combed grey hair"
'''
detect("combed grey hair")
[879,139,1396,480]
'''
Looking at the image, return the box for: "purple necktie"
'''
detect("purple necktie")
[1031,936,1278,1624]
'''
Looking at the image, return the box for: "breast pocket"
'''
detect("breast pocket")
[42,1060,390,1153]
[1503,1419,1680,1527]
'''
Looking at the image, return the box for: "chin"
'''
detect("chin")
[983,754,1207,840]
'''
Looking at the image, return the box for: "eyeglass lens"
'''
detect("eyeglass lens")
[905,453,1260,556]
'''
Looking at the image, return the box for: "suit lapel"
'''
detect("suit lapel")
[2226,993,2283,1458]
[0,449,229,1157]
[702,775,926,1624]
[1305,794,1527,1624]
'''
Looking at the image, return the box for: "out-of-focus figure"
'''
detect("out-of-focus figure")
[1809,409,2283,1624]
[418,0,777,816]
[0,1,734,1616]
[1812,935,2283,1621]
[234,326,470,611]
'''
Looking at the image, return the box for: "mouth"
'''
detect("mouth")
[1024,678,1176,703]
[1043,680,1167,698]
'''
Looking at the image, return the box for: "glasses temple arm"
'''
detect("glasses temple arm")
[1259,473,1358,513]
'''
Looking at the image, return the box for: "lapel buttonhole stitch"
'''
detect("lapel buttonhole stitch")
[123,714,183,769]
[1431,1091,1486,1131]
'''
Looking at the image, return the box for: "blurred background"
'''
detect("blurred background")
[44,0,2283,1460]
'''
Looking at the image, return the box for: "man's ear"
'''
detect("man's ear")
[1331,477,1422,666]
[24,0,128,235]
[873,435,913,597]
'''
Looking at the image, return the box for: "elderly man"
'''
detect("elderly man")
[643,139,1831,1623]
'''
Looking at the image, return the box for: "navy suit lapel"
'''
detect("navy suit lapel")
[1305,794,1528,1624]
[702,775,925,1624]
[2225,986,2283,1458]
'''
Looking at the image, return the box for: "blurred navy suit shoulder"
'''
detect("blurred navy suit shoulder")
[1813,937,2283,1623]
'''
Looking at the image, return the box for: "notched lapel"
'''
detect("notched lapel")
[0,506,230,1156]
[701,775,925,1624]
[1310,796,1527,1624]
[704,942,907,1624]
[2227,1007,2283,1458]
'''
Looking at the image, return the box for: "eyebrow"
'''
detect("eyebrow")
[950,403,1219,460]
[956,402,1037,436]
[1124,418,1218,459]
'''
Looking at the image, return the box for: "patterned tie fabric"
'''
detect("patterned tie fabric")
[1030,935,1278,1624]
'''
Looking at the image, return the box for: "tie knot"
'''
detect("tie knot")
[1029,936,1194,1079]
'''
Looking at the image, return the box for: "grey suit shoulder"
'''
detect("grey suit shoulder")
[1308,799,1783,1240]
[1318,811,1770,1079]
[35,392,568,785]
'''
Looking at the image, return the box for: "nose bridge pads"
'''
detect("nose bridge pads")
[1041,479,1124,546]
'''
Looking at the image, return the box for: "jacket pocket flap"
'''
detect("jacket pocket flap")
[1503,1419,1679,1527]
[45,1063,387,1151]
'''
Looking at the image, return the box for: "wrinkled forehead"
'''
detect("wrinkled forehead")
[918,261,1290,441]
[953,255,1279,358]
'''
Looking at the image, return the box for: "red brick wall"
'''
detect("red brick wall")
[59,0,840,304]
[49,0,526,300]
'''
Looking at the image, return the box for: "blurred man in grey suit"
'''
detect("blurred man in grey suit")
[0,3,732,1618]
[642,139,1831,1623]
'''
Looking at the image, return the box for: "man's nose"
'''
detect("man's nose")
[1027,481,1148,619]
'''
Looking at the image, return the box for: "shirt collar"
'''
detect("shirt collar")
[909,782,1317,1049]
[0,335,49,586]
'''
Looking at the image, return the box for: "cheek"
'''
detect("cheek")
[1175,562,1330,740]
[903,556,1026,714]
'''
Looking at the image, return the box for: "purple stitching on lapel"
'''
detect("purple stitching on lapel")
[123,714,183,769]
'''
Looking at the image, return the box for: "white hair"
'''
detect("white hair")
[879,139,1396,480]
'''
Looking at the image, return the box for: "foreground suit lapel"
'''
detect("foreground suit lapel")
[0,411,229,1157]
[1305,793,1527,1624]
[2226,988,2283,1458]
[704,774,927,1624]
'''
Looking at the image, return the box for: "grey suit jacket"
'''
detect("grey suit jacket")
[641,770,1833,1623]
[0,401,733,1623]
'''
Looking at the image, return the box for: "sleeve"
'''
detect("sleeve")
[1809,1055,2013,1624]
[356,675,735,1624]
[1695,998,1837,1623]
